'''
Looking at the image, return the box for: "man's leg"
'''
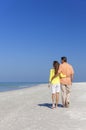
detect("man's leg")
[61,84,66,107]
[65,85,71,107]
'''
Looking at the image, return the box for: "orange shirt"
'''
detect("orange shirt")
[58,62,74,85]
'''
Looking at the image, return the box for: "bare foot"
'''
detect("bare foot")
[51,104,55,109]
[55,104,58,108]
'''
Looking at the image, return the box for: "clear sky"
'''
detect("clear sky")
[0,0,86,82]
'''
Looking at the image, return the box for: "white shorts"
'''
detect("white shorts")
[51,83,60,94]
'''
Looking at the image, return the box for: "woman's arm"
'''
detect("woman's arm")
[51,72,59,81]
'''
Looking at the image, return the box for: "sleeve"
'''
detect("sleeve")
[49,69,52,82]
[60,73,66,78]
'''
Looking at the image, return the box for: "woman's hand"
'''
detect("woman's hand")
[48,82,51,88]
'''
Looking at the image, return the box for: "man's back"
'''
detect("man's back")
[59,62,74,85]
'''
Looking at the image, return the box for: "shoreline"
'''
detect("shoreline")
[0,82,85,93]
[0,82,47,92]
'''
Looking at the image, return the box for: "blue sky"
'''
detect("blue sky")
[0,0,86,82]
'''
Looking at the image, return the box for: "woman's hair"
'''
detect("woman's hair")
[53,61,60,75]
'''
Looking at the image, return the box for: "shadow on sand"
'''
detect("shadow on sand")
[38,103,63,109]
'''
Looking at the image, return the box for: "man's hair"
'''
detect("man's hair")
[61,57,67,62]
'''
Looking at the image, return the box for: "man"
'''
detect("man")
[58,57,74,108]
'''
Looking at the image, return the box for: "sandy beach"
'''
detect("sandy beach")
[0,83,86,130]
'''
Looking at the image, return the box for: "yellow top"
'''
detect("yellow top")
[49,69,66,84]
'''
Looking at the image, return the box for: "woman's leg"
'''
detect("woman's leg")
[52,93,55,108]
[51,85,56,108]
[55,83,60,108]
[56,92,59,108]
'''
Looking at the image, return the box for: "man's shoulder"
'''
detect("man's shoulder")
[61,63,73,68]
[67,63,73,68]
[67,63,74,72]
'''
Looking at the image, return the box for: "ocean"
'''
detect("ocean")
[0,82,46,92]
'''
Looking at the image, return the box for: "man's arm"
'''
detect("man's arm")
[70,65,74,82]
[70,74,74,82]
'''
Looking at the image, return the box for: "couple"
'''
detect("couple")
[48,56,74,109]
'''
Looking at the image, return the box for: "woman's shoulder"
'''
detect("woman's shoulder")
[50,68,54,71]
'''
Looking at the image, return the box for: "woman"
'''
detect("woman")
[49,61,66,109]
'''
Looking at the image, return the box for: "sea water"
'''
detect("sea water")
[0,82,46,92]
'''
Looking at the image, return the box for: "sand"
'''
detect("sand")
[0,83,86,130]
